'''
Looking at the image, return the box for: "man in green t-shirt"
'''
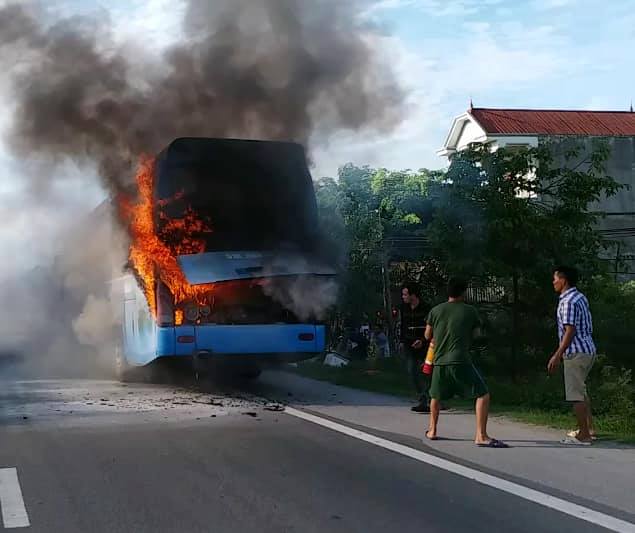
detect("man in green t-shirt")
[424,278,507,448]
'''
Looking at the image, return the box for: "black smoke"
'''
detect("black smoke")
[0,0,405,376]
[0,0,404,195]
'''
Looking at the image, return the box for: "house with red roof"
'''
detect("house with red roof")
[438,106,635,277]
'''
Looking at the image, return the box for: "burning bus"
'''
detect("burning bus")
[112,138,335,381]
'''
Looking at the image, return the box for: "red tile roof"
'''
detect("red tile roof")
[469,108,635,136]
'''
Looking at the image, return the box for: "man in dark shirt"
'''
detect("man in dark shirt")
[400,283,431,413]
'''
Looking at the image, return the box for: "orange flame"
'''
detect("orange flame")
[118,157,214,317]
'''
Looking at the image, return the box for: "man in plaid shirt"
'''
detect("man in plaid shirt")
[548,266,596,445]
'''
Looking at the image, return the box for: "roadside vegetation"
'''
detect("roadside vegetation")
[312,139,635,442]
[293,356,635,442]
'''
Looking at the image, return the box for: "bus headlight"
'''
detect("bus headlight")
[185,303,199,322]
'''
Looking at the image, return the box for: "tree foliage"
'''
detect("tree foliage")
[315,164,441,320]
[315,139,630,372]
[427,139,622,284]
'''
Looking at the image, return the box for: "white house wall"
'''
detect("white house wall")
[455,118,488,150]
[489,136,539,149]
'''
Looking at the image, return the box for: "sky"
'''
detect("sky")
[1,0,634,274]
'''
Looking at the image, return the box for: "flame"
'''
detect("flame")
[118,157,214,317]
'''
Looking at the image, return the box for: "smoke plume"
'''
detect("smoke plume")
[1,0,403,196]
[261,255,339,321]
[0,0,405,375]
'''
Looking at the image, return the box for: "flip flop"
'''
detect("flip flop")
[425,431,439,441]
[560,436,592,446]
[567,430,597,440]
[476,439,509,448]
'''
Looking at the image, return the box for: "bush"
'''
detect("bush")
[587,278,635,370]
[486,373,568,411]
[590,364,635,414]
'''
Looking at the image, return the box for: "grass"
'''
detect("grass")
[292,356,635,443]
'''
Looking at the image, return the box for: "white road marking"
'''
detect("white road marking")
[285,407,635,533]
[0,469,30,528]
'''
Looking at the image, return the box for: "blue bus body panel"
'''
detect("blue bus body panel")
[142,324,326,362]
[194,324,325,354]
[156,327,175,356]
[117,264,330,366]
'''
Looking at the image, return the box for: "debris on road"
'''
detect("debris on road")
[0,381,268,425]
[323,352,349,367]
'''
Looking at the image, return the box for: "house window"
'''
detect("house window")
[503,143,529,153]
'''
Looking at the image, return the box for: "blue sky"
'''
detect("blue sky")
[315,0,635,174]
[0,0,634,274]
[353,0,635,167]
[375,0,635,112]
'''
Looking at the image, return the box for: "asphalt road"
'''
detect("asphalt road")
[0,375,624,533]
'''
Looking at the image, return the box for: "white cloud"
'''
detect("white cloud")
[367,0,503,18]
[435,22,575,92]
[312,12,587,175]
[530,0,576,10]
[107,0,185,50]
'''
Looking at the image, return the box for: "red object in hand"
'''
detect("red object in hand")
[421,339,435,375]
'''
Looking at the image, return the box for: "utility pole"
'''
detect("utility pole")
[376,208,395,352]
[381,248,395,353]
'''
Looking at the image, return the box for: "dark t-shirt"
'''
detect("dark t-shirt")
[400,301,430,345]
[426,302,480,365]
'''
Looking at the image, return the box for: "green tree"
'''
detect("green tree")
[315,165,444,336]
[427,139,624,377]
[315,165,383,321]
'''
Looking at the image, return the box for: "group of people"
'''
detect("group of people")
[398,266,596,447]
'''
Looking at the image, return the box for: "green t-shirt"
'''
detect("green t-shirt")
[426,301,480,365]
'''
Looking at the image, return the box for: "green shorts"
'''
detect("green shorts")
[429,364,489,401]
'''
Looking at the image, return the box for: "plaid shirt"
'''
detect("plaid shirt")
[557,287,596,356]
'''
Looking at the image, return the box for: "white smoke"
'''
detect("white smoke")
[260,255,338,321]
[0,191,128,378]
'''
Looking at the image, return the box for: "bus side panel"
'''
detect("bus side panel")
[156,327,176,356]
[195,324,323,354]
[315,325,326,352]
[122,276,158,366]
[174,325,197,355]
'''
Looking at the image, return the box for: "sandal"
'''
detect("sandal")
[476,438,509,448]
[560,436,592,446]
[567,429,597,440]
[425,430,439,441]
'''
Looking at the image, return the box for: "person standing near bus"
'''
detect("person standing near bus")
[424,277,507,447]
[400,283,431,413]
[548,266,596,445]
